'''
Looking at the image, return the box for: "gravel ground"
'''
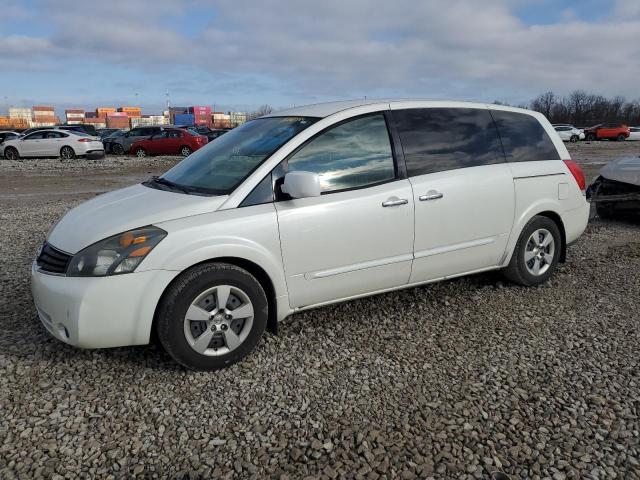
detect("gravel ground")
[1,146,640,479]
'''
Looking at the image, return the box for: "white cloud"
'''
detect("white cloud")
[5,0,640,104]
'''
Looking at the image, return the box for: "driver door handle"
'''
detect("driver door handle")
[419,192,444,202]
[382,198,408,207]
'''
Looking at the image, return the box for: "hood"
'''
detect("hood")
[600,157,640,187]
[48,183,228,253]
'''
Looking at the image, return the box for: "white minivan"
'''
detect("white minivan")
[32,100,589,370]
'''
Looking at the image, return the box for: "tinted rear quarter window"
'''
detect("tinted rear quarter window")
[392,107,504,176]
[491,110,560,162]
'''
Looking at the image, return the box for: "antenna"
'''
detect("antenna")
[166,89,170,109]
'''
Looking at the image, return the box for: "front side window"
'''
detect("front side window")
[492,110,560,162]
[286,114,395,193]
[392,108,504,177]
[160,116,318,195]
[24,132,45,140]
[152,132,169,140]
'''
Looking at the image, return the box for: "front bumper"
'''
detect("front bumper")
[31,264,178,348]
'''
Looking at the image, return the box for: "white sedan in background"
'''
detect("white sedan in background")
[628,127,640,140]
[1,129,104,160]
[553,125,585,143]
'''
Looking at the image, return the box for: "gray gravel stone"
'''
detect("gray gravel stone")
[1,145,639,478]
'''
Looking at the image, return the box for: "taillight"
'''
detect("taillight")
[563,159,586,192]
[77,138,91,142]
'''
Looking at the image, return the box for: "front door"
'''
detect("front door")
[275,114,415,308]
[390,106,515,282]
[20,131,46,156]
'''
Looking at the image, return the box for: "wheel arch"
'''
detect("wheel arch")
[536,210,567,263]
[60,145,75,157]
[503,206,567,266]
[151,256,280,342]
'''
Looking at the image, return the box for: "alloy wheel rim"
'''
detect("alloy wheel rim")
[136,149,145,157]
[183,285,254,356]
[61,148,72,159]
[181,147,190,156]
[524,228,555,276]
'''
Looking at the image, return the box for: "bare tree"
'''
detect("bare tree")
[528,90,640,126]
[247,104,274,120]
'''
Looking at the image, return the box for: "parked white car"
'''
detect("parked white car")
[32,100,589,370]
[553,124,585,142]
[1,129,104,159]
[628,127,640,140]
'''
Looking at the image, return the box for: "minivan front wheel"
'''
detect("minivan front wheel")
[503,216,561,286]
[157,263,268,371]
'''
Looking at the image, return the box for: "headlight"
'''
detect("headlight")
[67,226,166,277]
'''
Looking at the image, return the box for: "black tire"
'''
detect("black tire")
[157,263,268,371]
[569,135,579,143]
[180,145,191,157]
[586,133,596,141]
[4,146,19,160]
[503,215,562,287]
[617,134,626,141]
[60,146,75,159]
[134,147,147,158]
[112,143,125,155]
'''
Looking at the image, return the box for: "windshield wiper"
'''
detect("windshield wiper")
[149,176,193,194]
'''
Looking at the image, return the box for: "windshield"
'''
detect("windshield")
[160,116,318,195]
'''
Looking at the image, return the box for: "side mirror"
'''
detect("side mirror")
[281,171,321,199]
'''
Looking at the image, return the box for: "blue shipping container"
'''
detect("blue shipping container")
[174,113,195,125]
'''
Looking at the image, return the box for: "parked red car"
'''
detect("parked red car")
[584,123,630,141]
[130,128,208,157]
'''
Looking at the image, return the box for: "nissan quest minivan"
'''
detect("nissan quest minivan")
[32,100,589,370]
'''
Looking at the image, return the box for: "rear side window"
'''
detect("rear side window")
[392,108,504,176]
[286,114,396,193]
[491,110,560,162]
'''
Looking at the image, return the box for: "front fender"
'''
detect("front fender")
[139,204,288,300]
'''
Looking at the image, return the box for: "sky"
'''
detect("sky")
[0,0,638,115]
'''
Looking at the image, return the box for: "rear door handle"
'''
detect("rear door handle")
[419,192,444,202]
[382,198,408,207]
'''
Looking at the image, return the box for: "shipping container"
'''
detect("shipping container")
[107,111,128,117]
[85,112,98,119]
[106,117,130,129]
[173,113,195,126]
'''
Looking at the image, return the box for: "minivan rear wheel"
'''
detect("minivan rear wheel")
[157,263,268,371]
[503,216,561,287]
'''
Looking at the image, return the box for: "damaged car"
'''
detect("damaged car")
[587,157,640,219]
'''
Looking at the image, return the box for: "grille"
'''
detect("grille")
[37,242,71,274]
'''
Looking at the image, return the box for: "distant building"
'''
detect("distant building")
[9,107,33,127]
[229,112,247,126]
[130,115,169,127]
[212,111,232,129]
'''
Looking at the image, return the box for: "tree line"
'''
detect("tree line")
[251,92,640,127]
[505,91,640,127]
